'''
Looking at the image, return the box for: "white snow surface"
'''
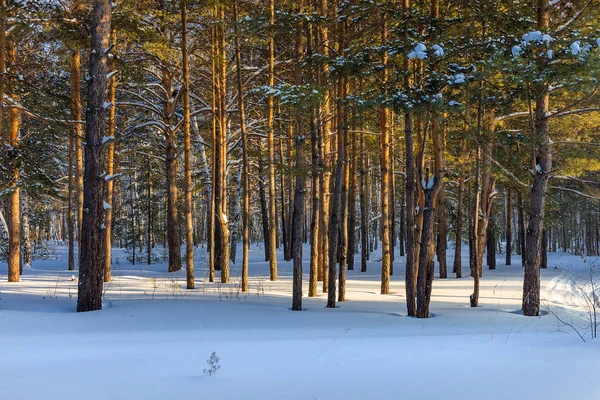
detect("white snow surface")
[1,243,600,399]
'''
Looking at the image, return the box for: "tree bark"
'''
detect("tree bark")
[163,69,182,274]
[7,40,20,283]
[360,111,368,273]
[318,0,332,292]
[182,0,195,289]
[506,186,512,265]
[233,0,249,292]
[487,211,496,270]
[308,23,320,298]
[453,168,464,278]
[522,0,551,317]
[21,192,31,268]
[77,0,110,312]
[103,25,117,283]
[267,0,278,281]
[347,125,357,272]
[477,110,496,276]
[517,191,526,259]
[540,228,547,269]
[208,21,217,282]
[403,0,417,316]
[415,1,444,318]
[437,184,447,278]
[72,50,84,254]
[68,109,76,271]
[470,148,482,308]
[291,0,305,311]
[215,5,230,282]
[379,10,391,295]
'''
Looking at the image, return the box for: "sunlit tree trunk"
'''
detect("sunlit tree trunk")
[470,148,482,308]
[7,40,21,282]
[267,0,278,281]
[379,10,391,295]
[181,0,194,288]
[318,0,331,293]
[104,24,117,283]
[233,0,249,292]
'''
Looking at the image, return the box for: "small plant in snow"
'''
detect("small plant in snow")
[203,352,221,376]
[545,258,600,342]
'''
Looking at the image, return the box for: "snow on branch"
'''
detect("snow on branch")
[548,108,600,118]
[496,111,531,121]
[549,186,600,201]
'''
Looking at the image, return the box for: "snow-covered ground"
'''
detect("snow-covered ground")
[1,242,599,399]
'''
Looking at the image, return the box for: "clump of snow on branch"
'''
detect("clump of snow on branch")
[408,43,427,60]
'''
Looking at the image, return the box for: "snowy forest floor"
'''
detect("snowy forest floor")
[1,242,600,399]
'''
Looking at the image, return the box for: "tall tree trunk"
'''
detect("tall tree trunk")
[77,0,110,312]
[487,211,496,269]
[208,21,217,282]
[229,169,241,264]
[233,0,249,292]
[21,192,31,268]
[267,0,278,281]
[523,0,551,317]
[309,108,320,297]
[470,148,482,308]
[182,0,194,289]
[285,133,294,261]
[130,170,136,266]
[104,25,117,283]
[347,126,357,271]
[163,69,182,274]
[477,110,496,276]
[415,0,444,318]
[399,186,405,257]
[318,0,331,293]
[379,10,391,295]
[215,5,230,282]
[337,16,349,302]
[403,0,417,316]
[540,228,548,269]
[517,191,526,260]
[291,0,305,311]
[308,22,320,298]
[506,186,512,265]
[147,154,153,264]
[437,184,447,278]
[279,137,288,261]
[7,40,20,282]
[326,16,348,307]
[72,51,84,254]
[389,126,396,271]
[68,112,76,271]
[258,157,270,261]
[360,113,368,273]
[453,167,464,278]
